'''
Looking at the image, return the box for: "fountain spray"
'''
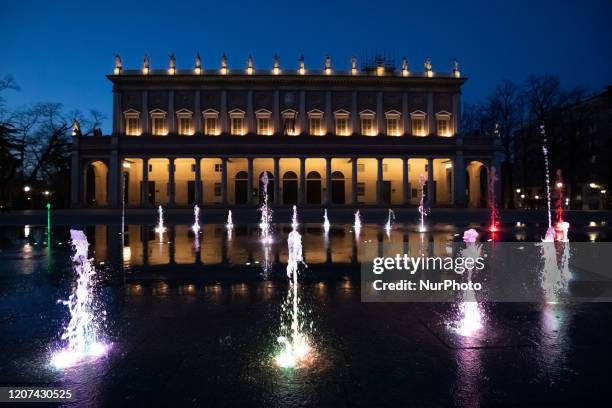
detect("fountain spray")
[354,210,362,238]
[155,205,166,244]
[541,124,554,236]
[418,174,427,232]
[291,205,299,230]
[275,229,311,368]
[226,210,234,230]
[488,166,500,232]
[51,230,109,368]
[192,204,200,233]
[259,172,272,244]
[553,170,570,241]
[323,209,330,233]
[384,209,395,237]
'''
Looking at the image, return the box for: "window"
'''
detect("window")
[410,111,427,137]
[150,109,167,136]
[191,164,196,172]
[383,164,389,172]
[176,109,193,135]
[360,110,376,136]
[435,111,452,137]
[334,110,350,136]
[214,183,221,196]
[308,110,324,136]
[214,163,222,172]
[148,164,153,172]
[229,109,245,135]
[281,109,298,135]
[385,110,401,136]
[202,109,219,135]
[357,182,365,196]
[256,109,272,135]
[357,164,365,172]
[123,109,141,136]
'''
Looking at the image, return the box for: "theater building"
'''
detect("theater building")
[70,54,498,209]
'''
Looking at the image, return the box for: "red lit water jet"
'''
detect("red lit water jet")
[488,165,500,232]
[553,170,570,241]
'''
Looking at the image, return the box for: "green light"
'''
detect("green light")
[46,203,51,210]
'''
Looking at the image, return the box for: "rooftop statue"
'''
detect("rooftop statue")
[351,56,357,71]
[424,58,432,72]
[221,54,228,69]
[143,54,150,70]
[402,56,408,71]
[195,53,201,69]
[298,54,305,70]
[325,55,331,70]
[72,119,81,137]
[114,54,122,70]
[273,54,280,69]
[247,54,254,69]
[169,54,176,70]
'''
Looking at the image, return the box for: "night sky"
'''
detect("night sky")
[2,0,611,133]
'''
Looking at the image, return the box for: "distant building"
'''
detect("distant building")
[70,54,497,208]
[514,86,611,210]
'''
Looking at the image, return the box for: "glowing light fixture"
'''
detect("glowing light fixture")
[24,186,31,192]
[516,188,521,193]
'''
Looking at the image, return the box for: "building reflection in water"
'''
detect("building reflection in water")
[86,223,469,274]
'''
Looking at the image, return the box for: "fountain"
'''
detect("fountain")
[354,210,362,238]
[384,208,395,237]
[418,174,427,232]
[488,166,500,232]
[259,172,272,244]
[226,210,234,230]
[553,170,570,241]
[541,124,555,238]
[50,230,109,369]
[323,209,330,233]
[192,204,200,233]
[291,205,299,230]
[449,228,483,337]
[155,205,166,237]
[275,229,312,368]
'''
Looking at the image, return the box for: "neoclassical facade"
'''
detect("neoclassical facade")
[70,54,498,209]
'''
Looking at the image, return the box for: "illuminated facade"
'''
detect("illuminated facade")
[70,54,497,209]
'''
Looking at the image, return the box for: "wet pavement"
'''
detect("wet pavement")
[1,222,611,407]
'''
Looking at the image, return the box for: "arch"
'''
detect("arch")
[235,171,248,180]
[283,171,298,205]
[306,171,322,204]
[331,170,345,204]
[84,160,108,207]
[467,161,486,208]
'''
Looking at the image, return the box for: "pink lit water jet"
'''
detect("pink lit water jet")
[50,230,110,369]
[488,166,500,232]
[553,170,570,241]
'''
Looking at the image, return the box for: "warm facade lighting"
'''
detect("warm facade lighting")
[220,53,228,75]
[351,56,358,75]
[273,55,280,75]
[114,54,122,75]
[143,54,150,75]
[298,54,305,75]
[445,163,452,169]
[195,53,202,75]
[427,70,434,78]
[324,55,331,75]
[453,58,461,78]
[123,162,131,169]
[376,66,385,76]
[247,55,254,75]
[168,54,176,75]
[402,57,409,77]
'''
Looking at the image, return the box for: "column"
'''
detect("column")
[299,91,306,135]
[70,136,80,207]
[402,157,410,205]
[141,158,149,207]
[273,157,280,205]
[376,157,383,205]
[452,153,466,206]
[194,91,201,135]
[220,90,228,133]
[427,158,435,206]
[247,91,254,133]
[247,157,254,205]
[376,91,383,136]
[168,158,175,207]
[221,157,228,204]
[168,90,175,135]
[427,92,434,136]
[299,157,306,204]
[108,148,119,207]
[142,91,149,135]
[194,157,202,205]
[325,91,332,134]
[351,157,358,205]
[325,157,332,205]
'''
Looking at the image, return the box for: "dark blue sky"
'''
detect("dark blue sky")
[2,0,611,133]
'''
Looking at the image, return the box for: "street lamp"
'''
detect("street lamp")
[24,186,31,192]
[516,188,521,193]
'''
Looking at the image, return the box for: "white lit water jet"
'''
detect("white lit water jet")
[275,229,312,368]
[50,230,109,369]
[540,124,555,239]
[155,205,166,242]
[291,205,299,230]
[418,174,427,232]
[384,208,395,237]
[259,172,272,244]
[448,228,483,337]
[192,204,200,233]
[354,210,362,238]
[226,210,233,230]
[323,209,330,233]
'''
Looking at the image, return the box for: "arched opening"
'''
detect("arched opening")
[84,160,108,207]
[331,171,345,204]
[235,171,248,204]
[258,171,274,204]
[306,171,322,204]
[467,161,485,208]
[282,171,298,205]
